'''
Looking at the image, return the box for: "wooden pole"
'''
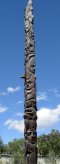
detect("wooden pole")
[24,0,37,163]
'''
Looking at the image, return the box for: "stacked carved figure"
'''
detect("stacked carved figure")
[24,0,37,163]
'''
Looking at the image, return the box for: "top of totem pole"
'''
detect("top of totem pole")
[26,0,33,11]
[25,0,34,32]
[28,0,32,5]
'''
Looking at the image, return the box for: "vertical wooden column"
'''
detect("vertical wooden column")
[24,0,37,163]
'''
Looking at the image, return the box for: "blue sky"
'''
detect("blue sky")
[0,0,60,144]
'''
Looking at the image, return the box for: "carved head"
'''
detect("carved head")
[26,130,37,143]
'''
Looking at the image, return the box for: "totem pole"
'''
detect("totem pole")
[23,0,37,163]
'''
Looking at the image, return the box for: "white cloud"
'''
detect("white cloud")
[15,112,23,117]
[0,86,21,96]
[7,86,20,93]
[5,119,24,133]
[5,104,60,133]
[0,105,8,113]
[37,104,60,130]
[48,88,60,97]
[16,100,23,105]
[37,92,48,102]
[54,89,60,97]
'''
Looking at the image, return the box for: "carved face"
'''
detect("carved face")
[26,130,37,143]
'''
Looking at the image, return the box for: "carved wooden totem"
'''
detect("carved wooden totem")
[24,0,37,163]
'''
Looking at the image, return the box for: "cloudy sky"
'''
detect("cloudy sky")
[0,0,60,144]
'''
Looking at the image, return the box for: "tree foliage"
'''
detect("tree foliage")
[8,138,24,164]
[37,129,60,157]
[0,137,4,154]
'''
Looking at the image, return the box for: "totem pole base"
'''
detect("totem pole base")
[24,140,37,164]
[24,152,37,164]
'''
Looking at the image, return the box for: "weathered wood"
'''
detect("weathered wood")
[24,0,37,163]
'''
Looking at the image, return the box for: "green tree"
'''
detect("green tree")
[8,138,24,164]
[0,137,4,154]
[37,129,60,157]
